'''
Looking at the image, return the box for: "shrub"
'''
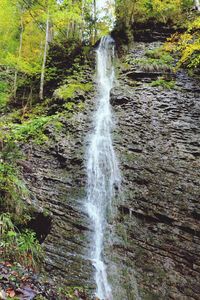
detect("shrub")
[54,81,92,100]
[0,81,10,110]
[164,17,200,72]
[0,140,30,224]
[0,213,43,269]
[8,115,63,143]
[145,48,174,65]
[0,162,29,223]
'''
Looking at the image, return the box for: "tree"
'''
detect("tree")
[0,0,115,102]
[13,9,24,98]
[39,5,50,100]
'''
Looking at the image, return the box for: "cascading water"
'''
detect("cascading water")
[85,36,121,300]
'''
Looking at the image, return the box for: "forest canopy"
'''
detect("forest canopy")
[0,0,199,107]
[116,0,195,25]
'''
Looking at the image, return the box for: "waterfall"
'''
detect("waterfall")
[85,36,121,300]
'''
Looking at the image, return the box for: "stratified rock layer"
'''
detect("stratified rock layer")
[110,42,200,300]
[21,42,200,299]
[22,103,95,289]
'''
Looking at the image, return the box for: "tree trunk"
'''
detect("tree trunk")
[93,0,97,44]
[81,0,85,41]
[194,0,200,10]
[14,16,23,98]
[39,9,50,100]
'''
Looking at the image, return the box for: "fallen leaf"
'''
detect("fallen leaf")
[11,271,18,277]
[6,288,16,298]
[5,262,12,267]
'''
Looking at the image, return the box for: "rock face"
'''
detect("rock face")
[109,42,200,299]
[21,41,200,299]
[21,98,95,289]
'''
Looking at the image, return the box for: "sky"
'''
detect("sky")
[96,0,115,28]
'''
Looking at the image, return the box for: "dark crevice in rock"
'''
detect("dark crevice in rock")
[178,225,200,238]
[192,211,200,221]
[27,212,52,243]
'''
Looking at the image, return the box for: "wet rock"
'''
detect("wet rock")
[109,42,200,299]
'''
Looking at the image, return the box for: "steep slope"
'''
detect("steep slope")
[15,40,200,299]
[110,41,200,299]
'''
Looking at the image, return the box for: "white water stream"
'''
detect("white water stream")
[85,36,121,300]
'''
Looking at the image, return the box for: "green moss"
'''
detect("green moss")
[7,115,63,144]
[0,161,30,223]
[0,81,10,110]
[126,47,174,73]
[77,101,85,110]
[145,48,174,65]
[150,77,175,89]
[0,141,28,222]
[123,151,139,162]
[116,223,129,244]
[64,101,75,111]
[54,82,92,100]
[10,117,50,142]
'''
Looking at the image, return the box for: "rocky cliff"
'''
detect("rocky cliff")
[109,41,200,300]
[21,39,200,299]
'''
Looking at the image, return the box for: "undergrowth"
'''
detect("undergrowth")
[0,142,43,269]
[0,213,43,269]
[0,81,10,110]
[54,81,92,100]
[9,115,62,144]
[0,140,31,223]
[126,46,174,73]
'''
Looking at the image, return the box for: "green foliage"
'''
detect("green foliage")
[182,0,194,10]
[17,229,43,266]
[0,115,44,270]
[0,213,15,235]
[0,0,96,104]
[126,46,174,72]
[177,32,200,70]
[0,161,29,222]
[0,213,43,268]
[57,286,87,300]
[116,0,193,27]
[0,81,10,110]
[7,115,62,144]
[145,48,174,64]
[64,101,75,111]
[10,116,51,143]
[164,16,200,71]
[54,82,92,101]
[150,77,175,89]
[0,139,31,224]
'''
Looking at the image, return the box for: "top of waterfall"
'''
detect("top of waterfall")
[98,35,115,50]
